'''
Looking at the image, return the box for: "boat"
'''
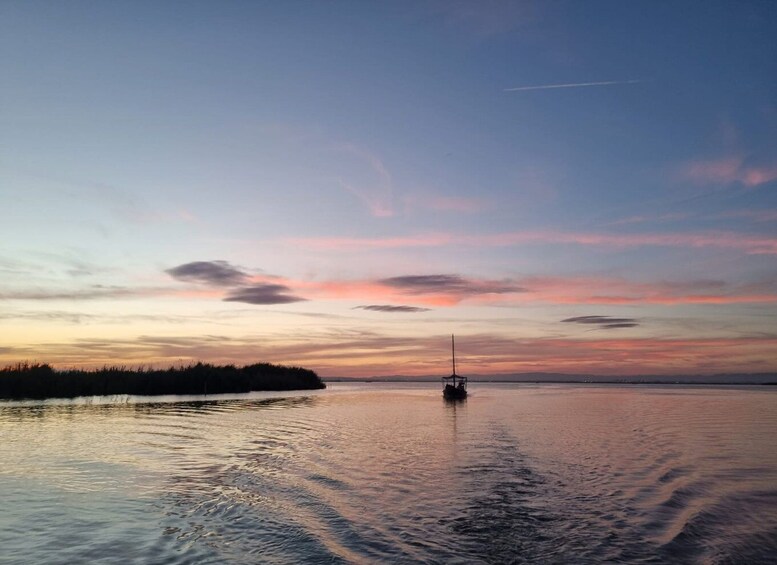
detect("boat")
[442,334,467,400]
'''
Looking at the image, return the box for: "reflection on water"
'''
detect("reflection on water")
[1,384,776,563]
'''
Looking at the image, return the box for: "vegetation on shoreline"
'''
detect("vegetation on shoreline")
[0,362,325,400]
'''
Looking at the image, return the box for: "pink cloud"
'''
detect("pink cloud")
[287,275,523,307]
[741,166,777,187]
[681,156,777,187]
[683,156,743,184]
[242,273,777,308]
[167,263,777,309]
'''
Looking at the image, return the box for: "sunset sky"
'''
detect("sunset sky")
[2,1,776,377]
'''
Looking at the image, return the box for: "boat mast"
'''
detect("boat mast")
[451,334,456,383]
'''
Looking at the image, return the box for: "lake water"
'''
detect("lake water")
[1,383,776,564]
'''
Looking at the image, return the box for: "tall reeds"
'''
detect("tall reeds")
[0,361,325,400]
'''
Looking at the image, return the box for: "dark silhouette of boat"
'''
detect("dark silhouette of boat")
[442,334,467,400]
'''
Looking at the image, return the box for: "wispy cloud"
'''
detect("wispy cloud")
[335,143,394,217]
[402,194,486,214]
[520,276,777,306]
[289,233,454,251]
[716,209,777,223]
[0,286,140,301]
[608,212,688,226]
[355,305,432,313]
[6,331,776,377]
[505,80,643,92]
[0,310,97,323]
[288,229,777,255]
[681,156,777,188]
[0,309,237,325]
[610,209,777,226]
[430,0,536,37]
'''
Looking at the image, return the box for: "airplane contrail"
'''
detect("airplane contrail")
[504,79,643,92]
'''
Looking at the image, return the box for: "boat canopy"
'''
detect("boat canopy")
[442,374,466,382]
[442,374,467,386]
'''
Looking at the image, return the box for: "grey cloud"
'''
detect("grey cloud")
[355,305,432,313]
[166,261,307,306]
[562,315,639,330]
[223,284,306,305]
[166,261,248,286]
[380,274,523,295]
[382,274,464,289]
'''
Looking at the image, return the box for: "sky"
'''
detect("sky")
[1,0,776,377]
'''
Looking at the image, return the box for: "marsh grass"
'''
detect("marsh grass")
[0,361,325,400]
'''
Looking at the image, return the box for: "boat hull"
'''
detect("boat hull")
[443,384,467,400]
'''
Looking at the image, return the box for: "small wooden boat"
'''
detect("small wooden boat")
[442,334,467,400]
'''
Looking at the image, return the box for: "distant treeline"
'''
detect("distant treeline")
[0,362,325,400]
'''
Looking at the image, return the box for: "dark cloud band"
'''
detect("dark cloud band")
[166,261,248,286]
[355,305,431,313]
[562,315,639,330]
[223,284,306,305]
[380,274,523,296]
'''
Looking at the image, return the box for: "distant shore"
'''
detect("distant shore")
[0,362,326,400]
[323,372,777,385]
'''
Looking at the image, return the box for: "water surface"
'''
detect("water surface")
[1,383,776,563]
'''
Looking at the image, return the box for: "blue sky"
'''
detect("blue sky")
[1,1,776,376]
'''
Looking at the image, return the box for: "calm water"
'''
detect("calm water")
[1,383,776,564]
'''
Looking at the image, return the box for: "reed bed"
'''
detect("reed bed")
[0,361,325,399]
